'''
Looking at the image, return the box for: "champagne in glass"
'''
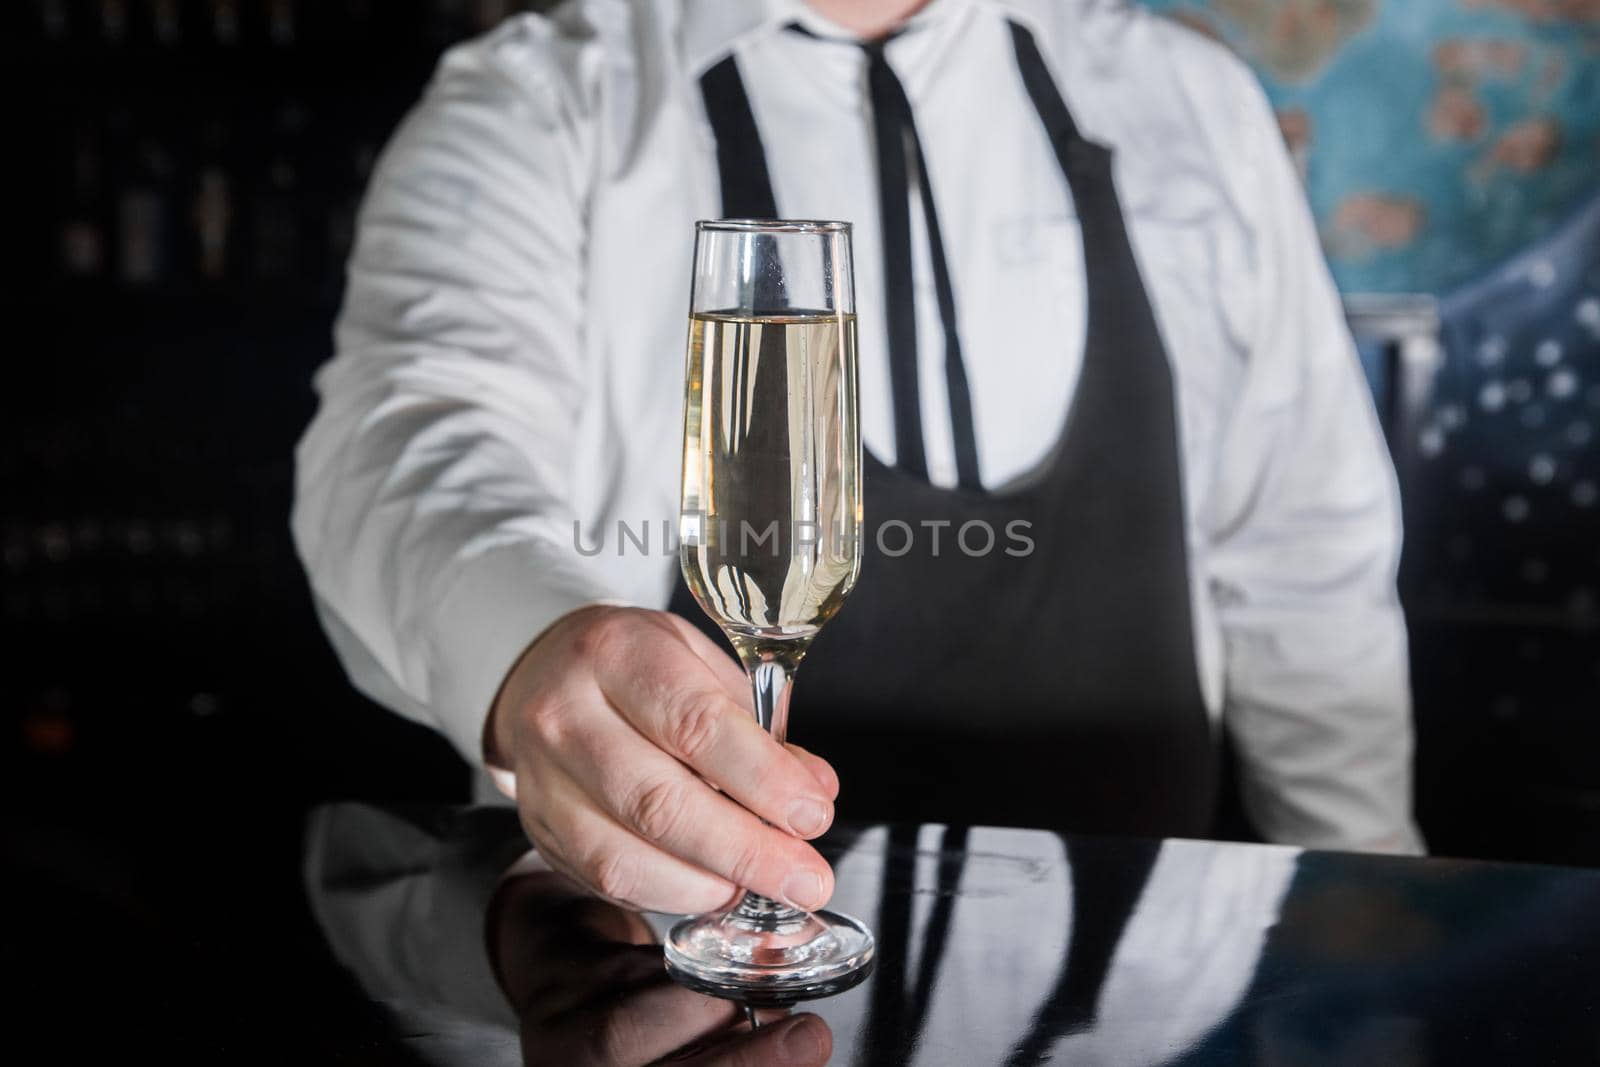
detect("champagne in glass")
[666,220,874,1002]
[681,312,861,660]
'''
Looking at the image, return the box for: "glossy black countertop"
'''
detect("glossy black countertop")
[299,805,1600,1066]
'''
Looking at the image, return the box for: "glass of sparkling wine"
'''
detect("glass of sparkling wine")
[666,219,874,1001]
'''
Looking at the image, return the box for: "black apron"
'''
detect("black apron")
[670,22,1217,838]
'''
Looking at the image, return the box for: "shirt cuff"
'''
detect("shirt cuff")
[424,540,619,773]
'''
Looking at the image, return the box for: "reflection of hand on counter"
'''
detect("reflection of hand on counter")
[303,802,831,1066]
[490,863,832,1065]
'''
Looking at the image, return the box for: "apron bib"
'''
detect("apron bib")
[670,22,1216,838]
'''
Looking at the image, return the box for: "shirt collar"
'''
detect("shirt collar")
[680,0,809,75]
[681,0,1059,74]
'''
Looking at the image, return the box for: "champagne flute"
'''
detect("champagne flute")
[666,219,874,1002]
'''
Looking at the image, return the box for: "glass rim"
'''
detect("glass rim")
[696,219,851,235]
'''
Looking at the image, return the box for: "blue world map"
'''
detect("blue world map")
[1139,0,1600,295]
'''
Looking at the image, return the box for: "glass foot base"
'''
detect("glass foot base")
[663,894,875,1007]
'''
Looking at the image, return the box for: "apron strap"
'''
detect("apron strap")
[700,33,983,486]
[699,55,779,220]
[1008,21,1090,149]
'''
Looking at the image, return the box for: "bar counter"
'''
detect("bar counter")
[299,805,1600,1065]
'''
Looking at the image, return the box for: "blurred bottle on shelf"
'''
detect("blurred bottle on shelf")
[193,168,233,281]
[99,0,130,42]
[267,0,295,45]
[150,0,181,44]
[252,102,307,281]
[117,136,176,285]
[60,125,108,280]
[209,0,239,45]
[39,0,70,39]
[192,114,236,282]
[20,689,77,757]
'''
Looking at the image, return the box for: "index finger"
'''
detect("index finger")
[664,613,751,704]
[594,614,835,840]
[666,614,839,800]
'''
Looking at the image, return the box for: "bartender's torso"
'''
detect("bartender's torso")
[307,0,1419,851]
[539,0,1263,720]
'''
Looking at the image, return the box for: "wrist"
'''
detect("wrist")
[481,602,626,793]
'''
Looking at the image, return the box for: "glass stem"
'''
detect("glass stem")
[748,655,795,746]
[733,652,808,930]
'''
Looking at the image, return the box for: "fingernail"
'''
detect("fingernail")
[779,1016,826,1063]
[781,870,825,911]
[787,798,830,837]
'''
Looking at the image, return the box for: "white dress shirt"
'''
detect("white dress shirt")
[292,0,1423,853]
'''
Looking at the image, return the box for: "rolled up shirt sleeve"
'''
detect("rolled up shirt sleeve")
[1200,53,1424,854]
[292,20,613,765]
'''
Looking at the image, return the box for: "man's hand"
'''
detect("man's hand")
[487,606,839,915]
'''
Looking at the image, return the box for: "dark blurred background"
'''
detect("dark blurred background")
[3,0,1597,1056]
